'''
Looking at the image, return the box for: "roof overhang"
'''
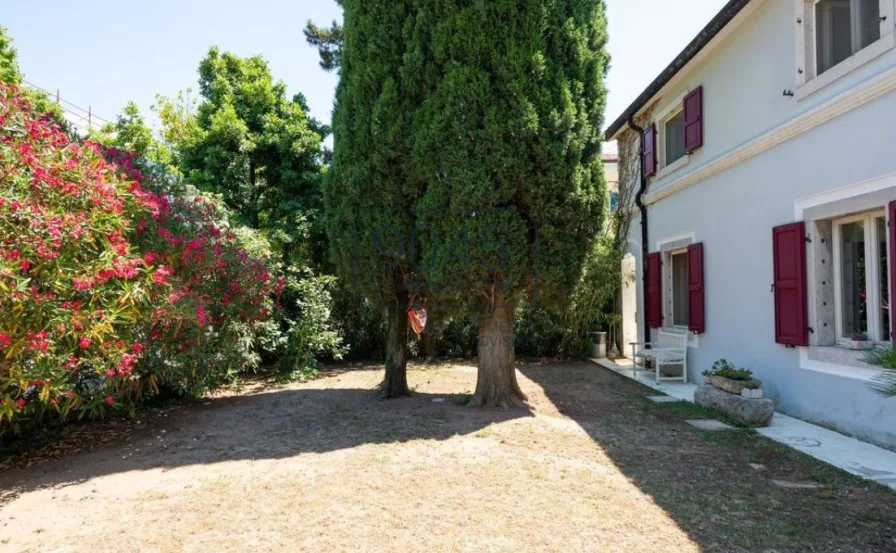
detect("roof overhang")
[605,0,757,141]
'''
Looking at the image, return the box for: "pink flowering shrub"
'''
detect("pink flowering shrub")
[0,84,272,436]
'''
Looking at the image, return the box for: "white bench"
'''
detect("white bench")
[630,331,689,384]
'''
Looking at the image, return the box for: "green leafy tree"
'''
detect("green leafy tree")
[0,26,64,122]
[178,47,327,266]
[411,0,610,407]
[90,102,175,171]
[324,0,432,398]
[0,26,23,85]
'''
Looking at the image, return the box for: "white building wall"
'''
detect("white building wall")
[622,0,896,447]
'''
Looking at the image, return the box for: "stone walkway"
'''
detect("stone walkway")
[592,357,896,491]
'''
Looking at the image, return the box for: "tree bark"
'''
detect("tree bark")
[382,289,410,399]
[471,295,526,409]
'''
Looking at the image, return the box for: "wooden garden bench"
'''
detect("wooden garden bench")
[630,331,689,384]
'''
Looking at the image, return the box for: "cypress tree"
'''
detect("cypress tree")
[411,0,609,407]
[325,0,431,397]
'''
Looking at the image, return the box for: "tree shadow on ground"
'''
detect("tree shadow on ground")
[518,361,896,553]
[0,371,531,507]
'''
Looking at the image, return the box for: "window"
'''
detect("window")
[664,110,686,166]
[609,191,620,213]
[815,0,880,75]
[671,250,689,327]
[833,211,890,342]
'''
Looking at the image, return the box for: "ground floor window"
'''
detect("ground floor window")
[670,249,689,328]
[834,211,890,341]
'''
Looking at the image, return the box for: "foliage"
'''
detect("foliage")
[703,359,754,382]
[267,268,346,380]
[176,48,328,266]
[304,18,344,73]
[0,26,65,125]
[863,345,896,396]
[0,84,272,436]
[411,0,610,314]
[324,0,434,397]
[90,101,176,173]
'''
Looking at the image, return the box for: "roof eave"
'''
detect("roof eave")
[604,0,755,141]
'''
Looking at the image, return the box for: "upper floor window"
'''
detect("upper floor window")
[815,0,880,75]
[796,0,894,98]
[663,110,686,166]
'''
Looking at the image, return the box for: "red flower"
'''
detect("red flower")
[78,337,91,349]
[0,332,11,348]
[16,398,26,410]
[18,260,32,271]
[105,396,115,406]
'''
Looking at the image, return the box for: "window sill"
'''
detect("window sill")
[655,154,690,181]
[796,33,896,102]
[800,346,883,382]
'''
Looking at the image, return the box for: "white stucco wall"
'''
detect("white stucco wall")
[620,0,896,447]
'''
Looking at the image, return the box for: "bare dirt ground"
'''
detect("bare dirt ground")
[1,360,895,553]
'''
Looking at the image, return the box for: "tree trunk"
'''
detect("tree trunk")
[382,290,410,399]
[471,295,526,409]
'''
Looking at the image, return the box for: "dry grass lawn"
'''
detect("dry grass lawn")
[1,360,895,553]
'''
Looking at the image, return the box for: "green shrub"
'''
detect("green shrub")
[703,359,754,382]
[863,345,896,396]
[269,268,346,380]
[0,84,274,436]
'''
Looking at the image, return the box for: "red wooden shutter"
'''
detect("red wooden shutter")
[773,222,808,346]
[889,201,896,341]
[687,243,705,334]
[647,252,662,329]
[683,86,704,152]
[642,125,657,178]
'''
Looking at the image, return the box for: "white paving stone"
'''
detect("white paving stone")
[647,395,680,403]
[686,419,733,431]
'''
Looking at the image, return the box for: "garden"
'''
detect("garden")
[3,2,896,550]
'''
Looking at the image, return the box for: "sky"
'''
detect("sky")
[3,0,730,152]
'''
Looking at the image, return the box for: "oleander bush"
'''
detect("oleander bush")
[0,84,273,436]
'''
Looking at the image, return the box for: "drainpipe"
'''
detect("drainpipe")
[627,116,650,343]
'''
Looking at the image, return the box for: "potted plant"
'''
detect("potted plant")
[702,359,761,395]
[841,333,875,351]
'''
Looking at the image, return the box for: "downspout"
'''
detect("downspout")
[626,116,650,342]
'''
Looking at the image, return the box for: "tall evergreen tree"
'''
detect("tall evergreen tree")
[324,0,433,398]
[411,0,609,407]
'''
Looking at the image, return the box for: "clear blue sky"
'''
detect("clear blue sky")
[4,0,728,149]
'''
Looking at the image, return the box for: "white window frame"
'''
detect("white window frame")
[832,209,890,342]
[652,90,692,179]
[667,247,690,332]
[795,0,895,100]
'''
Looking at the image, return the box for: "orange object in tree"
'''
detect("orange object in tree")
[408,308,427,336]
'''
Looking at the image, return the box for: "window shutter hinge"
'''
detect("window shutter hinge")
[804,234,812,243]
[808,327,815,335]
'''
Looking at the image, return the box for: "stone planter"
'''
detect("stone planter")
[695,385,774,427]
[706,375,750,395]
[741,387,764,399]
[839,339,875,351]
